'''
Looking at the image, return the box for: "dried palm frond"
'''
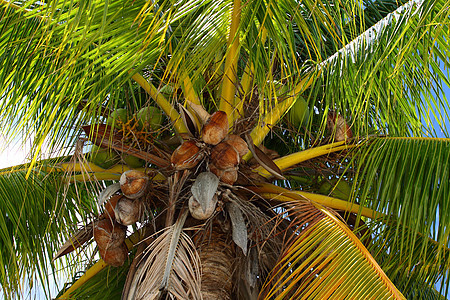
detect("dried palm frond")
[124,211,202,300]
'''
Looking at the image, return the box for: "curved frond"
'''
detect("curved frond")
[261,200,405,299]
[0,163,97,298]
[310,0,450,137]
[351,137,450,294]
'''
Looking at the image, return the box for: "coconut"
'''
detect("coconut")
[123,154,145,168]
[209,164,238,185]
[189,195,218,220]
[318,179,351,200]
[106,108,128,125]
[225,135,249,157]
[89,145,120,169]
[136,106,163,131]
[210,142,240,171]
[287,97,309,128]
[115,197,143,226]
[99,243,128,267]
[202,111,228,145]
[103,194,122,220]
[171,140,204,170]
[93,219,126,250]
[119,170,149,199]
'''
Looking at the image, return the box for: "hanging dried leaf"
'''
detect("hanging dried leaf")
[125,211,202,300]
[244,134,286,180]
[178,103,199,138]
[53,222,94,260]
[187,100,211,124]
[247,247,259,288]
[98,182,121,206]
[227,202,248,255]
[191,172,219,212]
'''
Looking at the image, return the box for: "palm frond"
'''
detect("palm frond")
[0,163,97,298]
[261,200,405,299]
[350,137,450,295]
[125,211,201,300]
[309,0,450,137]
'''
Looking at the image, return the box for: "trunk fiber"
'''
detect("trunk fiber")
[197,224,235,300]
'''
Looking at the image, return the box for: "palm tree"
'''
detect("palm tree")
[1,0,450,298]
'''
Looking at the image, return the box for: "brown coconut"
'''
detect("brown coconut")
[120,170,149,199]
[201,111,228,145]
[171,140,204,170]
[225,135,249,157]
[93,219,126,250]
[99,242,128,267]
[210,142,240,171]
[103,194,122,220]
[115,197,143,226]
[209,163,238,185]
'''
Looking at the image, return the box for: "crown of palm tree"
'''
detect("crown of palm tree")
[1,0,450,299]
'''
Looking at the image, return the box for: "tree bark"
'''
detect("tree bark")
[196,224,235,300]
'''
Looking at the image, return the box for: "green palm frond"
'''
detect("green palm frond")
[0,0,173,160]
[58,261,129,299]
[310,0,450,137]
[348,137,450,293]
[0,163,98,298]
[262,200,405,299]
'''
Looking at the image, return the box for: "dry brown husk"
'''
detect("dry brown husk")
[115,197,144,226]
[120,170,149,199]
[171,140,204,170]
[94,219,127,250]
[202,111,228,145]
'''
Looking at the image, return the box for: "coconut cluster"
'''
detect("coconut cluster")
[95,170,148,266]
[171,111,248,185]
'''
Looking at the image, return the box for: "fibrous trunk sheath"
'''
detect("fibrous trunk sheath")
[197,225,235,300]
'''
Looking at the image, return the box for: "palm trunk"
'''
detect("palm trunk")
[196,224,235,300]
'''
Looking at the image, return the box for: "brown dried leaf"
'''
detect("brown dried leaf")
[178,103,199,138]
[82,125,170,168]
[53,222,94,260]
[244,134,286,180]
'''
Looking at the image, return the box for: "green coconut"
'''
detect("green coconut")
[287,97,309,128]
[89,145,120,169]
[318,179,352,200]
[136,106,163,131]
[107,108,128,125]
[160,83,175,97]
[123,154,145,168]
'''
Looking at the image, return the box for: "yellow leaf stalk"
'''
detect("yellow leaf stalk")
[254,141,355,177]
[130,72,188,135]
[253,183,383,219]
[219,0,241,129]
[57,260,109,299]
[245,71,317,156]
